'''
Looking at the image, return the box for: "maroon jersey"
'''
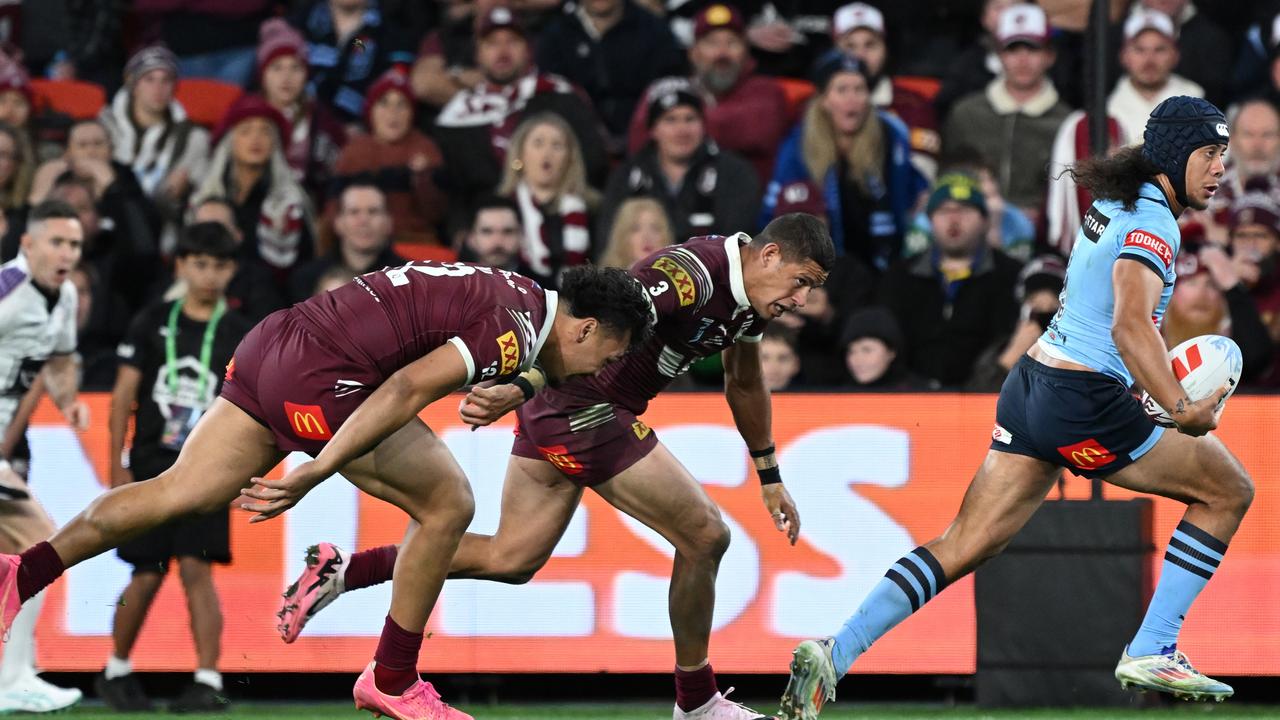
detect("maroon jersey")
[558,234,766,414]
[295,261,554,385]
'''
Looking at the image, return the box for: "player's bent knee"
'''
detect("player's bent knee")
[409,476,475,536]
[1217,468,1254,517]
[682,511,731,561]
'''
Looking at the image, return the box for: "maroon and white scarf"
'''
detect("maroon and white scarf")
[436,69,578,162]
[515,181,589,279]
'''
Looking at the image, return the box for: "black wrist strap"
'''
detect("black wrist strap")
[758,466,782,485]
[512,376,536,402]
[749,445,776,459]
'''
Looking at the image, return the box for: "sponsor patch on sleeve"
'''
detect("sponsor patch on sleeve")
[1123,229,1174,270]
[652,256,696,307]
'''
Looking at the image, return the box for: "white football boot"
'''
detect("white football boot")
[779,638,838,720]
[674,688,774,719]
[1115,647,1233,702]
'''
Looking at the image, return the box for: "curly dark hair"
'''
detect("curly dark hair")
[755,212,836,272]
[1063,146,1162,212]
[558,266,654,348]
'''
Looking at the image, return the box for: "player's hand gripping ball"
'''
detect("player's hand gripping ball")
[1141,334,1242,428]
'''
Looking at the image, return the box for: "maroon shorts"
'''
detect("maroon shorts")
[510,391,659,487]
[220,308,379,456]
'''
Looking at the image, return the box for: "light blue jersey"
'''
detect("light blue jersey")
[1041,182,1180,386]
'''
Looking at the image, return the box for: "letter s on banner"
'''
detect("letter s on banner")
[771,425,915,636]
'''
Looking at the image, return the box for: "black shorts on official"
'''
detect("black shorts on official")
[990,355,1164,478]
[116,459,231,574]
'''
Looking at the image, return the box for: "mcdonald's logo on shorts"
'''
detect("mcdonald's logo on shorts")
[284,401,332,441]
[537,444,583,475]
[1056,438,1116,471]
[497,331,520,376]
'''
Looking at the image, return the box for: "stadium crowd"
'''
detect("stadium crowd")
[0,0,1278,397]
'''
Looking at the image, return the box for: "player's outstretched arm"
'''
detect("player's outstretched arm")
[723,342,800,544]
[240,342,471,522]
[1112,258,1222,436]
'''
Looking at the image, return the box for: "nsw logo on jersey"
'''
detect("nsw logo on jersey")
[1124,230,1173,269]
[652,256,696,307]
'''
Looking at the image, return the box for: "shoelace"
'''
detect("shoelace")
[718,688,762,715]
[1171,651,1203,677]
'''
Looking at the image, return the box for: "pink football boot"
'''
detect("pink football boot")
[0,554,22,640]
[277,542,348,643]
[353,662,473,720]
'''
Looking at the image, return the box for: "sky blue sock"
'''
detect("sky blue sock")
[1128,520,1227,657]
[831,547,947,677]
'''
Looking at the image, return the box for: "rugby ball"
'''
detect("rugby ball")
[1141,335,1242,428]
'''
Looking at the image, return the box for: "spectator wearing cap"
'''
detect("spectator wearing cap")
[967,254,1066,390]
[257,18,347,204]
[1199,99,1280,245]
[910,153,1035,261]
[878,173,1022,387]
[288,0,416,125]
[133,0,274,86]
[537,0,685,147]
[99,44,210,226]
[934,0,1021,119]
[599,86,758,244]
[839,306,927,390]
[762,51,926,271]
[944,4,1070,222]
[1226,193,1280,383]
[598,196,673,269]
[498,113,598,287]
[1124,1,1232,108]
[1163,241,1273,384]
[625,4,788,186]
[434,6,609,217]
[328,69,446,249]
[832,2,940,180]
[1107,7,1204,144]
[191,95,315,279]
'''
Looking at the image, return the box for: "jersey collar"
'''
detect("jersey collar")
[724,233,751,311]
[528,289,558,371]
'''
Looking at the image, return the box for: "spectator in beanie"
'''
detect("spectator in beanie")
[328,69,446,249]
[759,324,802,391]
[879,173,1022,387]
[909,151,1035,261]
[290,0,416,125]
[191,95,315,280]
[832,3,940,179]
[99,45,210,242]
[967,254,1066,391]
[599,86,757,244]
[1163,242,1273,384]
[257,18,346,205]
[840,306,927,390]
[944,4,1070,221]
[537,0,685,148]
[498,113,598,287]
[1227,193,1280,354]
[598,196,674,269]
[626,4,789,186]
[763,51,926,272]
[1107,7,1204,145]
[434,6,609,216]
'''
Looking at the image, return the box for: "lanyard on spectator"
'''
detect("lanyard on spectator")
[165,297,226,400]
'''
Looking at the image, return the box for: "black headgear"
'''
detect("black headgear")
[1142,96,1229,207]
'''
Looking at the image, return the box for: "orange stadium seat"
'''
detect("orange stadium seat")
[29,79,106,120]
[776,78,815,124]
[895,75,942,102]
[175,78,243,129]
[393,243,457,263]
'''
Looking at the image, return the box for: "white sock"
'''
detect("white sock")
[0,589,44,686]
[194,669,222,691]
[104,655,133,680]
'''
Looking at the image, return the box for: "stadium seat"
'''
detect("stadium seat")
[29,79,107,120]
[896,75,942,102]
[175,78,243,130]
[393,243,457,263]
[776,78,815,125]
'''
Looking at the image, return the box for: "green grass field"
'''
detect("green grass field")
[52,703,1280,719]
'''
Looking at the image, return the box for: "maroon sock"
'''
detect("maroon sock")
[345,545,398,591]
[674,663,718,712]
[17,542,65,603]
[373,615,422,695]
